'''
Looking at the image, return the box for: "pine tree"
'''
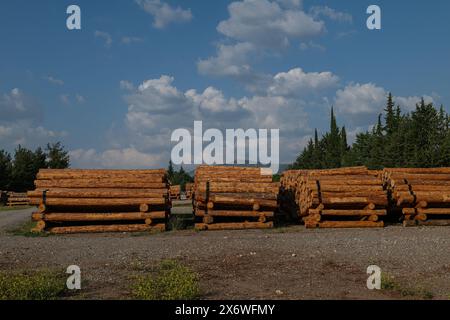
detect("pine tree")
[47,142,70,169]
[0,150,12,190]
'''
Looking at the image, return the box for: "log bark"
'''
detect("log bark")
[29,197,166,206]
[316,221,384,228]
[196,209,274,217]
[36,212,166,222]
[195,221,273,231]
[35,180,167,189]
[28,189,167,199]
[48,224,166,234]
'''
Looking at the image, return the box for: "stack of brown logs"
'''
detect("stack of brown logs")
[6,192,29,207]
[169,185,181,200]
[383,168,450,226]
[28,169,169,234]
[194,166,279,230]
[282,167,387,228]
[280,170,308,220]
[185,183,193,200]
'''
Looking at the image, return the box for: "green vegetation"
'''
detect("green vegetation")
[381,273,434,299]
[167,161,194,191]
[132,260,200,300]
[0,270,67,300]
[8,220,48,237]
[0,142,70,192]
[292,94,450,170]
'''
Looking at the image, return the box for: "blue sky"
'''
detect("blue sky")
[1,0,449,168]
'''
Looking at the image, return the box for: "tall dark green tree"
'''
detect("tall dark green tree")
[0,150,12,190]
[47,142,70,169]
[10,146,36,191]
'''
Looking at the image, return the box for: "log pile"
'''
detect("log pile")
[194,166,279,230]
[169,185,181,200]
[280,170,308,221]
[383,168,450,226]
[6,192,29,207]
[282,167,387,228]
[185,183,193,200]
[27,169,169,234]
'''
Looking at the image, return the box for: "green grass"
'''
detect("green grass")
[0,205,32,212]
[381,273,434,299]
[131,260,200,300]
[0,270,67,300]
[7,220,49,237]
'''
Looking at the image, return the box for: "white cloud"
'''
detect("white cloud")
[217,0,325,48]
[60,94,70,105]
[94,30,112,47]
[136,0,192,29]
[395,95,434,111]
[268,68,339,97]
[309,6,353,23]
[0,88,65,149]
[334,83,386,115]
[70,147,164,169]
[75,94,85,104]
[197,42,255,78]
[43,75,64,86]
[121,36,143,44]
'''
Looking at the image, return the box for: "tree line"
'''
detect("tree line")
[291,93,450,170]
[0,142,70,192]
[167,160,194,190]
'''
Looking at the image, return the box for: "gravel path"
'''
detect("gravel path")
[0,209,449,299]
[0,207,33,232]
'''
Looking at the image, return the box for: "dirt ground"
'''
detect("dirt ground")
[0,208,449,300]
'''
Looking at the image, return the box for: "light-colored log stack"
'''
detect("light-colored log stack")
[297,167,387,228]
[280,170,308,221]
[169,185,181,200]
[185,183,193,200]
[383,168,450,226]
[6,192,29,207]
[194,166,279,230]
[27,169,169,234]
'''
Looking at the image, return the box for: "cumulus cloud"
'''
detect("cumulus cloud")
[198,42,255,78]
[70,147,164,169]
[94,30,112,47]
[309,6,353,23]
[43,75,64,86]
[0,88,65,149]
[334,83,386,115]
[136,0,192,29]
[217,0,325,48]
[268,68,339,97]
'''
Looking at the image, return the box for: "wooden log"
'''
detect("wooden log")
[36,212,166,222]
[321,196,387,206]
[196,209,274,217]
[368,215,379,222]
[37,174,165,182]
[195,221,273,231]
[417,208,450,215]
[317,221,384,228]
[414,213,427,221]
[320,209,387,216]
[196,183,278,194]
[207,195,277,209]
[47,224,166,234]
[28,189,167,199]
[35,180,167,189]
[32,220,46,232]
[29,197,166,207]
[203,215,214,224]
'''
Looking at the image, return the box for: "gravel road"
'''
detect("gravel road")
[0,208,449,300]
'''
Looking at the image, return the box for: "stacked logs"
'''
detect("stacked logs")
[6,192,29,207]
[169,185,181,200]
[280,170,308,220]
[291,167,387,228]
[185,183,193,200]
[27,169,169,234]
[383,168,450,226]
[194,166,279,230]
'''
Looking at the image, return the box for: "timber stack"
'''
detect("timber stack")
[299,167,387,228]
[383,168,450,226]
[194,166,279,230]
[185,183,193,200]
[169,185,181,200]
[6,192,29,207]
[28,169,169,234]
[279,170,308,221]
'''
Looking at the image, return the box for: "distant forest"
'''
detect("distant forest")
[291,93,450,170]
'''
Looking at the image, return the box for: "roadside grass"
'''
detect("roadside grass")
[381,273,434,299]
[0,270,68,300]
[131,260,200,300]
[0,205,32,212]
[7,220,49,237]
